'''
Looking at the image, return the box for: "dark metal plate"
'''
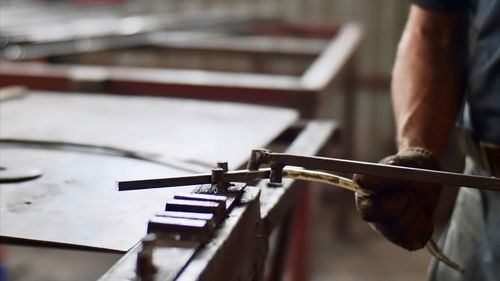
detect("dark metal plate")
[0,146,194,251]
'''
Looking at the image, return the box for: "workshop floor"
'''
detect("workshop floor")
[307,188,430,281]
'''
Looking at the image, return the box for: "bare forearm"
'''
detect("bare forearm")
[354,6,470,251]
[392,6,468,159]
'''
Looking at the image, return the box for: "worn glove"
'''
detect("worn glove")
[354,147,441,250]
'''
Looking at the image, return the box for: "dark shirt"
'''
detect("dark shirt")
[409,0,500,144]
[409,0,469,12]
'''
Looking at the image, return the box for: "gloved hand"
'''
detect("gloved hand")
[354,147,442,250]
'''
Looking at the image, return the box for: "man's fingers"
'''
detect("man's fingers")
[353,173,396,193]
[374,200,434,251]
[355,189,410,222]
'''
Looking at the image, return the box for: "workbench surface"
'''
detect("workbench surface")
[0,90,298,251]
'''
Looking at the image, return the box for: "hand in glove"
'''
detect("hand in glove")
[354,147,442,250]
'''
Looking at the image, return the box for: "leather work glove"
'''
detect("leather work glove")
[354,147,442,250]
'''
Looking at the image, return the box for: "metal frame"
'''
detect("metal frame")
[0,21,361,156]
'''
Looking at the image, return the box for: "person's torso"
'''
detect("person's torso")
[466,0,500,144]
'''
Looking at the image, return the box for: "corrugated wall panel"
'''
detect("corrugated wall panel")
[267,0,409,76]
[163,0,409,76]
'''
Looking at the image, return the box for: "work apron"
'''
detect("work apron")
[428,157,500,281]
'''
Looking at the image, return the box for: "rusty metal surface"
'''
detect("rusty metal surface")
[0,145,195,251]
[0,91,298,252]
[0,91,298,170]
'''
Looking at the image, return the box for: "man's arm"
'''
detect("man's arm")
[392,5,468,158]
[354,5,469,250]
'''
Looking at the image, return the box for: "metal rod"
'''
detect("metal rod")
[119,152,500,192]
[118,169,271,191]
[118,174,212,191]
[266,153,500,191]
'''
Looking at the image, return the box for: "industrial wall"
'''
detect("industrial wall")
[270,0,410,160]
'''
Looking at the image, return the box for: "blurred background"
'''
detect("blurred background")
[0,0,463,280]
[1,0,413,161]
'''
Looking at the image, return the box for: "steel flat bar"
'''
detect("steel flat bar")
[267,153,500,191]
[118,169,271,191]
[119,174,212,191]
